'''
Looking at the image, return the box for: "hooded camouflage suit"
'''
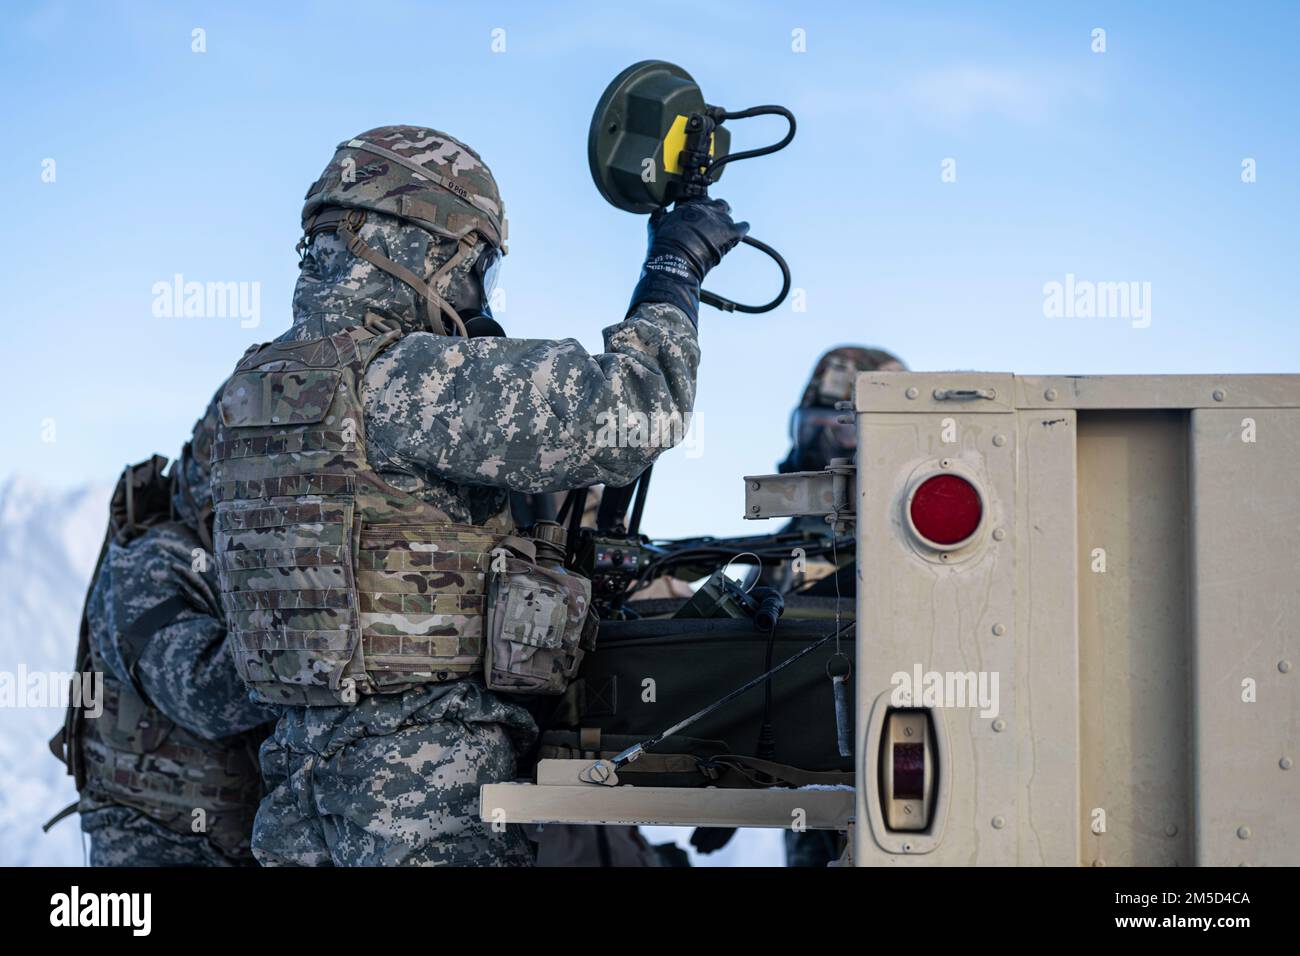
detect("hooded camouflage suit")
[77,408,274,866]
[218,130,699,867]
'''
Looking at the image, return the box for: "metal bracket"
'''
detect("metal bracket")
[481,760,855,829]
[744,458,856,523]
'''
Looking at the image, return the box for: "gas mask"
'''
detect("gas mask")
[301,206,507,339]
[452,243,505,337]
[778,348,907,472]
[779,405,857,474]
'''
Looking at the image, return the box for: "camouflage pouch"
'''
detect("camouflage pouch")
[484,554,595,696]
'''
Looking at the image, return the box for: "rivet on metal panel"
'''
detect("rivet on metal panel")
[992,528,1006,541]
[1237,826,1252,840]
[905,387,919,399]
[750,481,761,491]
[991,816,1006,830]
[1044,388,1058,401]
[992,623,1006,636]
[1279,660,1292,674]
[939,458,951,468]
[992,433,1006,447]
[901,841,914,853]
[1281,757,1294,770]
[750,504,761,514]
[992,719,1007,733]
[1165,824,1179,837]
[1212,389,1226,402]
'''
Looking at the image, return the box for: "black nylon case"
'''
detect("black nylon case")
[545,599,856,773]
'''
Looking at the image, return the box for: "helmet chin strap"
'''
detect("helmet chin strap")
[425,235,478,338]
[327,209,472,337]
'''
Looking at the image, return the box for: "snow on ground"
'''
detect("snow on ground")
[642,826,785,867]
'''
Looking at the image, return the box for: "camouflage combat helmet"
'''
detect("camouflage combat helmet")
[300,126,508,336]
[798,346,907,408]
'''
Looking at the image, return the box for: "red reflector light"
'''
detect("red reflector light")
[909,474,982,545]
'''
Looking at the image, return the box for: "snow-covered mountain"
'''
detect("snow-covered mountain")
[0,475,111,866]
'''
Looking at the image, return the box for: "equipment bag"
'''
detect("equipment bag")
[545,607,855,774]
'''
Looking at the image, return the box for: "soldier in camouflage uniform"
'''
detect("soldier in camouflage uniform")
[210,126,746,866]
[52,408,274,866]
[777,346,907,476]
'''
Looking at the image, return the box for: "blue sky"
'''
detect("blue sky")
[2,1,1296,538]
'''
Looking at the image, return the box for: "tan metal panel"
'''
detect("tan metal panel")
[1017,375,1300,410]
[854,379,1018,865]
[1013,409,1081,865]
[1189,408,1300,865]
[1075,411,1191,866]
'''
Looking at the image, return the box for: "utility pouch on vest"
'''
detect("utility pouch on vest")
[484,551,595,696]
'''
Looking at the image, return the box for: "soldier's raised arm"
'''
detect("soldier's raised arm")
[362,199,746,493]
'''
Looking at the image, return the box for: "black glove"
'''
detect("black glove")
[689,826,737,854]
[627,198,749,326]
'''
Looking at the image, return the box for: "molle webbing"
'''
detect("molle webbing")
[79,675,261,855]
[210,322,515,706]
